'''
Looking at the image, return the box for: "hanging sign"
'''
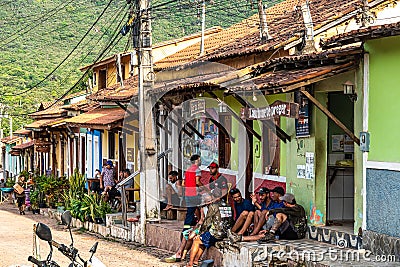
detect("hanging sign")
[190,99,206,116]
[240,101,299,120]
[295,91,311,137]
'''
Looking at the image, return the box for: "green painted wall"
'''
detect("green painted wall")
[365,35,400,163]
[285,91,326,225]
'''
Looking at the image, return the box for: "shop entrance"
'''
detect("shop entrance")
[326,92,355,226]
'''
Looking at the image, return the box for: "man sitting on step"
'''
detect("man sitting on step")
[162,170,182,211]
[229,188,255,236]
[228,193,307,243]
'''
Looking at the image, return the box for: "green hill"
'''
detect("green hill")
[0,0,259,134]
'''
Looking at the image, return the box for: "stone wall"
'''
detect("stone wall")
[366,168,400,238]
[363,230,400,262]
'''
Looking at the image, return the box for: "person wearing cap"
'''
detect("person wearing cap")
[257,193,307,243]
[268,186,285,209]
[207,162,228,200]
[185,189,227,267]
[229,193,307,243]
[249,187,271,236]
[229,188,255,237]
[100,160,116,201]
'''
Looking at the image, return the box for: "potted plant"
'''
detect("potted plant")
[29,188,41,214]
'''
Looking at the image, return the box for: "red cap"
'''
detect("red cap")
[207,162,219,168]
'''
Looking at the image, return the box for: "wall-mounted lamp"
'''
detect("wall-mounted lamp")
[159,104,166,116]
[343,81,357,102]
[218,101,228,113]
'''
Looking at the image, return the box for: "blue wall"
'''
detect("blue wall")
[366,168,400,237]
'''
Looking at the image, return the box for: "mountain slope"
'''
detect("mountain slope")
[0,0,260,134]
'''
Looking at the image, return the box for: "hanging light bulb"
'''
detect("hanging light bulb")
[253,92,258,102]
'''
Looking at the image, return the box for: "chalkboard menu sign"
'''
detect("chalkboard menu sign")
[295,91,311,137]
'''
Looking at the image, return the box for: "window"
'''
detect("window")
[262,118,280,175]
[93,72,97,86]
[108,132,115,159]
[98,69,107,89]
[218,115,231,168]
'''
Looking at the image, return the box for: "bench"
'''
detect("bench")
[163,207,187,221]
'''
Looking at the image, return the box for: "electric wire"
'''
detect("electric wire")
[0,0,77,47]
[4,0,118,97]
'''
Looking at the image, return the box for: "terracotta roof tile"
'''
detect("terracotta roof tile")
[64,107,127,127]
[13,129,32,136]
[25,118,65,130]
[87,76,139,102]
[154,14,261,70]
[231,61,357,94]
[321,21,400,49]
[0,136,21,144]
[12,141,34,150]
[200,0,363,61]
[30,105,66,118]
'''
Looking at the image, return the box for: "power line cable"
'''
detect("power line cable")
[3,0,118,97]
[0,0,77,47]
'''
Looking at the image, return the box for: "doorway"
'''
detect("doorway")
[326,93,355,225]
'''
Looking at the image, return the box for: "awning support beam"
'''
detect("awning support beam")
[225,92,290,143]
[207,92,261,141]
[300,89,360,145]
[160,99,204,140]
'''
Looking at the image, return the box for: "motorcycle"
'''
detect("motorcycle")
[28,210,106,267]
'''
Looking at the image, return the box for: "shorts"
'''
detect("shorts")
[200,231,217,249]
[108,186,121,199]
[278,220,298,240]
[182,228,200,240]
[171,193,181,206]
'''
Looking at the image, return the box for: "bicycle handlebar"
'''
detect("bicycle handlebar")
[28,256,44,266]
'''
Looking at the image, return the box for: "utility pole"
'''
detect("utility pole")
[199,0,206,55]
[134,0,159,242]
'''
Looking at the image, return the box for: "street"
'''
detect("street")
[0,202,171,267]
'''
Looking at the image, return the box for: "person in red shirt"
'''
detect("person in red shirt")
[182,154,205,229]
[208,162,228,199]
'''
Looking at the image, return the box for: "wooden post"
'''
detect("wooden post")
[300,90,360,145]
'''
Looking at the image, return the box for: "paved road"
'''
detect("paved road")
[0,202,172,267]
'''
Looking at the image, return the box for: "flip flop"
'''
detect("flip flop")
[164,255,181,263]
